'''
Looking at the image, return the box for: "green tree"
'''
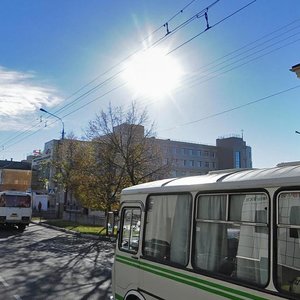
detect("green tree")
[51,133,92,211]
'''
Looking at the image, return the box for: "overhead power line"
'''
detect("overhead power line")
[160,85,300,132]
[0,0,217,151]
[0,0,258,152]
[49,0,222,119]
[47,0,256,121]
[168,0,256,55]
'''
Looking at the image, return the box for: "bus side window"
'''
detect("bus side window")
[143,194,192,266]
[290,206,300,238]
[194,193,269,287]
[119,208,141,253]
[277,193,300,295]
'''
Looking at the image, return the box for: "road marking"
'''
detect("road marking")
[0,276,9,287]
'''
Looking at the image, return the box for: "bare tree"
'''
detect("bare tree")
[84,102,170,233]
[86,102,169,186]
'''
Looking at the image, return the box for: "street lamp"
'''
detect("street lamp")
[290,63,300,79]
[40,108,65,139]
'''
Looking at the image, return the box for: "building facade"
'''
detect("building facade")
[216,135,252,170]
[153,135,252,177]
[0,160,32,191]
[31,128,252,218]
[31,139,93,217]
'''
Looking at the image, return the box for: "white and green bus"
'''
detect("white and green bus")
[111,165,300,300]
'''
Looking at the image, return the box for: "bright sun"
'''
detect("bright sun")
[122,47,183,98]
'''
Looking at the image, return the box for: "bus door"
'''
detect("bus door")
[115,203,142,296]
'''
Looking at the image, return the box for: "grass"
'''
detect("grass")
[32,218,110,236]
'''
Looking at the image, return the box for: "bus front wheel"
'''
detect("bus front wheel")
[126,296,140,300]
[125,292,145,300]
[18,224,26,232]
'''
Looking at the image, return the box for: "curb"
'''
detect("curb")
[31,221,116,242]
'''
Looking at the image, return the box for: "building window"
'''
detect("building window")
[196,161,202,168]
[184,149,188,155]
[184,160,187,166]
[205,162,209,168]
[204,151,209,157]
[189,160,194,167]
[235,151,241,168]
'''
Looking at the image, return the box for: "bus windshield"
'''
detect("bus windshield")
[0,195,31,208]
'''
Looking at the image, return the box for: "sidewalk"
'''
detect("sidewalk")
[31,219,116,242]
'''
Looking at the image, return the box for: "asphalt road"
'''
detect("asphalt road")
[0,223,115,300]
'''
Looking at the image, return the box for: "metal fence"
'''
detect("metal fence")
[63,211,106,226]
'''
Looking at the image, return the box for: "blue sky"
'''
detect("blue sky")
[0,0,299,168]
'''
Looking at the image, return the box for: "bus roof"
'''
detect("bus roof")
[121,165,300,195]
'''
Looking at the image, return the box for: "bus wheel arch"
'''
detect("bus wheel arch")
[124,290,145,300]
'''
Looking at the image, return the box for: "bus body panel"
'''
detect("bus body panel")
[112,166,300,300]
[114,252,285,300]
[138,260,284,300]
[1,207,31,224]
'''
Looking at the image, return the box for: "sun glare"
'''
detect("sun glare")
[123,47,183,98]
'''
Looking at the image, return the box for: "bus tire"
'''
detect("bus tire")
[18,224,26,232]
[125,296,139,300]
[125,291,145,300]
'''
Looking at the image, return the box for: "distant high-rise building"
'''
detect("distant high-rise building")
[216,135,252,170]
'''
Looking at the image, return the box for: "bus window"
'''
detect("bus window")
[194,194,228,272]
[2,195,31,208]
[0,196,5,207]
[119,208,141,253]
[143,194,192,266]
[277,192,300,296]
[194,193,269,287]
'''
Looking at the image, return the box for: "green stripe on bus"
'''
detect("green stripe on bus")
[117,257,243,300]
[116,255,268,300]
[115,293,123,300]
